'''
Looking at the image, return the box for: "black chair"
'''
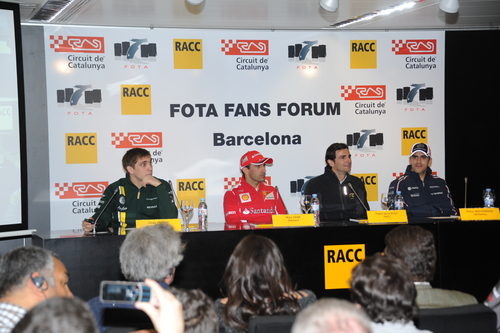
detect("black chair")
[415,303,497,333]
[248,315,296,333]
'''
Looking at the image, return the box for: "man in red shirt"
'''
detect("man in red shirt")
[223,151,288,230]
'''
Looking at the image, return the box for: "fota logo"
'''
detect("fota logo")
[288,41,326,61]
[289,177,314,194]
[352,173,378,202]
[121,85,151,115]
[392,39,437,55]
[221,39,269,55]
[49,35,104,53]
[346,130,384,149]
[55,181,108,199]
[114,39,157,60]
[324,244,365,289]
[176,178,206,205]
[65,133,98,164]
[224,176,271,190]
[341,85,386,100]
[173,39,203,69]
[396,84,433,103]
[401,128,428,155]
[350,40,377,69]
[57,85,102,106]
[111,132,162,148]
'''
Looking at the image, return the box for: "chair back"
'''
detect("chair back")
[248,315,296,333]
[415,303,497,333]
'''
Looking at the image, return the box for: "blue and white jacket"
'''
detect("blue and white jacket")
[388,165,457,217]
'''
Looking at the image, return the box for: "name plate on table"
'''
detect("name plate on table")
[459,208,500,221]
[365,210,408,224]
[272,214,315,227]
[136,219,182,231]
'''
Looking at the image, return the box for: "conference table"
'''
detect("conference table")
[32,219,499,303]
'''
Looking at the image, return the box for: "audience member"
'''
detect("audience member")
[484,279,500,332]
[12,297,97,333]
[170,287,218,333]
[0,246,73,333]
[215,234,316,333]
[384,225,477,308]
[88,223,184,332]
[291,298,372,333]
[350,254,432,333]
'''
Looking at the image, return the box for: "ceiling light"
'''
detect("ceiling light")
[186,0,205,5]
[439,0,459,13]
[320,0,339,12]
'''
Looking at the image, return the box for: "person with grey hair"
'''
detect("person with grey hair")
[292,298,372,333]
[0,246,73,333]
[11,297,97,333]
[88,223,185,332]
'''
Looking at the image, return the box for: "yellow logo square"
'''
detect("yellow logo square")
[173,39,203,69]
[121,85,151,115]
[352,173,378,202]
[350,40,377,69]
[401,127,428,155]
[176,178,206,205]
[65,133,97,164]
[324,244,365,289]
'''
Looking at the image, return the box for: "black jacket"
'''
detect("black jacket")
[387,165,457,217]
[303,166,369,221]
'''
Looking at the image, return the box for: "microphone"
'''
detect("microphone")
[92,187,119,235]
[168,180,180,208]
[274,186,287,213]
[464,176,468,208]
[347,183,369,212]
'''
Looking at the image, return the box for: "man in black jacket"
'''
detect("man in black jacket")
[387,143,457,217]
[303,143,369,222]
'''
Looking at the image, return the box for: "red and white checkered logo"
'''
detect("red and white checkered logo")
[55,181,108,199]
[221,40,269,56]
[341,85,386,100]
[49,35,105,53]
[111,132,163,148]
[391,39,436,55]
[223,176,271,190]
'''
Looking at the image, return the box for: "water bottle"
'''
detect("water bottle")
[483,188,495,208]
[311,194,320,227]
[393,191,405,210]
[197,198,208,231]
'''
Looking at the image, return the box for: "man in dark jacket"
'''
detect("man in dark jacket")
[387,143,457,217]
[303,143,369,222]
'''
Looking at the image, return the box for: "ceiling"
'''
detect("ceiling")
[9,0,500,30]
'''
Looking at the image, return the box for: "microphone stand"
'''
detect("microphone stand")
[92,188,119,235]
[347,183,369,212]
[168,180,180,209]
[274,186,288,212]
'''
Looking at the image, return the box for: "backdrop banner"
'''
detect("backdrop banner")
[43,26,445,230]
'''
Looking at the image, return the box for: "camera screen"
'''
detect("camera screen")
[101,282,151,303]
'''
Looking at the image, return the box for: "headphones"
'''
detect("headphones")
[31,274,47,291]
